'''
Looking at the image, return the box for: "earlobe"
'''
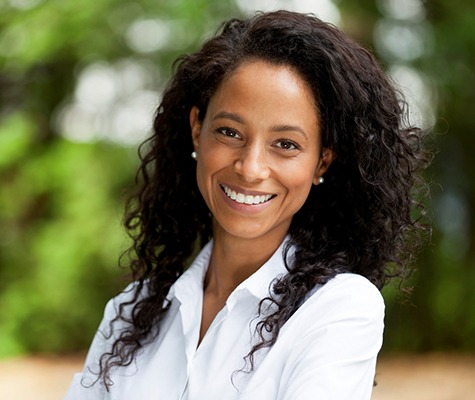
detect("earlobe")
[189,106,201,152]
[313,148,335,185]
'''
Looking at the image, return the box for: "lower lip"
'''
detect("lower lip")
[219,187,274,214]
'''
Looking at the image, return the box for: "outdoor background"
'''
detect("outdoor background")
[1,0,474,398]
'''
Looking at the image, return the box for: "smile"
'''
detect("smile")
[221,185,274,205]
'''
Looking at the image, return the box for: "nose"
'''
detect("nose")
[234,143,271,182]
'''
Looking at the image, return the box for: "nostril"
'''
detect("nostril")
[233,152,270,181]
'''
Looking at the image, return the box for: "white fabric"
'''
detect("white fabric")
[65,240,384,400]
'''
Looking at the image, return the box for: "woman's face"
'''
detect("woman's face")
[190,60,333,243]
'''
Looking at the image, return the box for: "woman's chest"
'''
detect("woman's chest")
[112,295,274,400]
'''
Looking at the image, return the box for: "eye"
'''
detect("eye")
[275,139,300,151]
[216,127,241,139]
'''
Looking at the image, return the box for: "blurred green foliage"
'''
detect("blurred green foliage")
[0,0,242,357]
[0,136,133,355]
[1,0,474,357]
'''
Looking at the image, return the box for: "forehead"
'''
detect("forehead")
[207,60,319,123]
[222,59,315,98]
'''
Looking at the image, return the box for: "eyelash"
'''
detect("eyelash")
[215,127,241,139]
[274,139,300,151]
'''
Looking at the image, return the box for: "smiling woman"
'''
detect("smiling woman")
[65,10,430,400]
[189,61,331,250]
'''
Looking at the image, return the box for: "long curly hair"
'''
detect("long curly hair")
[97,10,430,387]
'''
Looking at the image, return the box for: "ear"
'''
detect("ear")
[313,148,335,185]
[189,106,202,153]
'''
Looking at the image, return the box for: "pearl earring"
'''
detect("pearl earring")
[191,151,198,160]
[318,176,324,184]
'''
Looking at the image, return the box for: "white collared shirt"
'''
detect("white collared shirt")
[65,240,384,400]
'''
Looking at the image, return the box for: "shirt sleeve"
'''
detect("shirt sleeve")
[278,274,385,400]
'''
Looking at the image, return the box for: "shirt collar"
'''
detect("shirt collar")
[168,240,212,304]
[230,237,291,303]
[169,237,292,305]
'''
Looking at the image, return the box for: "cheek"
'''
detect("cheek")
[195,152,224,198]
[196,161,211,201]
[284,169,315,202]
[198,145,233,177]
[287,159,318,185]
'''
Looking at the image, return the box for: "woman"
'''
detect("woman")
[66,10,429,400]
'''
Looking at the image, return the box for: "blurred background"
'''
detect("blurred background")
[0,0,474,398]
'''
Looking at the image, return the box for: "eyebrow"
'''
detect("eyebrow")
[272,124,308,140]
[213,111,309,140]
[213,111,245,124]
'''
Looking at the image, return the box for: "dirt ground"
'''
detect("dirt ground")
[0,353,474,399]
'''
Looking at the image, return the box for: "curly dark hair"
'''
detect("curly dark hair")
[96,10,430,387]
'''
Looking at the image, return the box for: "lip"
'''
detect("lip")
[220,183,275,197]
[219,183,276,211]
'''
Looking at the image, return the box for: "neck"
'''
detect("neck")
[204,227,288,298]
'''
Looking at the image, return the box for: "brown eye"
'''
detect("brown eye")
[216,127,241,139]
[275,140,299,150]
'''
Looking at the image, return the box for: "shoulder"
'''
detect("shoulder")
[321,272,382,301]
[250,276,385,399]
[76,282,147,382]
[88,280,148,346]
[106,280,149,315]
[277,273,385,364]
[283,273,385,339]
[306,273,384,313]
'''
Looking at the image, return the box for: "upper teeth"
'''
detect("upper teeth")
[222,185,273,205]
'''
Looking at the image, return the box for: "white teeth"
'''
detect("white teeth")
[222,185,273,205]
